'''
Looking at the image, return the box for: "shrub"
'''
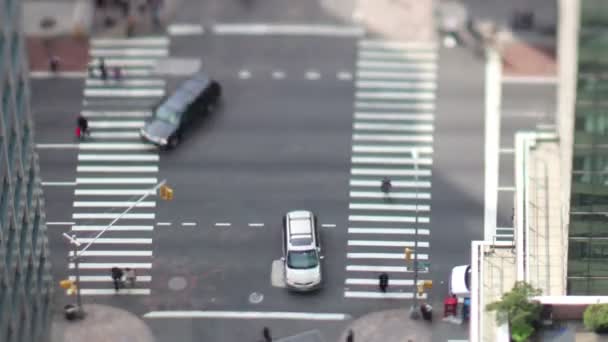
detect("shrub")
[584,304,608,333]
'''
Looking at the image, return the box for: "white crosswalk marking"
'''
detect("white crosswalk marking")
[66,36,167,296]
[345,39,437,301]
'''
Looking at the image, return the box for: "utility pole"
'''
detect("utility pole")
[410,149,420,320]
[61,180,170,318]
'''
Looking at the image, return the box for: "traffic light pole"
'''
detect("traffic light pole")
[410,150,420,320]
[61,180,167,317]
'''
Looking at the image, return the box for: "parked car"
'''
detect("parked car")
[282,210,323,291]
[140,72,221,148]
[450,264,471,297]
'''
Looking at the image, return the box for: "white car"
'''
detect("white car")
[281,211,323,291]
[450,265,471,297]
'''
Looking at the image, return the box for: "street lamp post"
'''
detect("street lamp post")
[410,149,420,320]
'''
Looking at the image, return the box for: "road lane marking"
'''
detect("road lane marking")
[349,203,430,211]
[168,23,205,35]
[337,71,352,80]
[248,223,264,227]
[358,50,437,61]
[78,154,159,161]
[354,113,434,122]
[72,225,154,231]
[353,123,434,133]
[76,177,157,184]
[347,253,428,260]
[349,191,431,199]
[88,121,145,128]
[73,213,155,219]
[73,201,156,208]
[239,70,251,79]
[348,240,429,247]
[350,179,431,188]
[181,222,196,226]
[215,222,231,227]
[351,156,433,165]
[89,131,141,139]
[74,237,153,244]
[348,215,429,223]
[305,70,321,80]
[212,23,364,37]
[502,75,557,84]
[357,70,436,81]
[346,278,415,285]
[77,165,159,173]
[346,265,418,273]
[77,142,156,150]
[70,275,152,282]
[42,181,76,186]
[355,101,434,110]
[85,88,165,98]
[90,48,168,57]
[69,262,152,269]
[86,79,166,87]
[352,134,433,143]
[356,80,436,90]
[272,71,285,79]
[87,57,159,67]
[321,224,336,228]
[78,289,151,295]
[348,228,430,235]
[351,168,431,177]
[69,250,153,256]
[344,291,424,299]
[498,186,515,191]
[75,189,155,196]
[156,222,172,226]
[46,221,76,226]
[30,71,87,78]
[357,60,437,71]
[355,91,435,101]
[143,311,351,320]
[352,145,433,154]
[91,37,169,47]
[81,110,152,118]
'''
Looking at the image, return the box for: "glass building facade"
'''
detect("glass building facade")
[568,0,608,295]
[0,0,54,340]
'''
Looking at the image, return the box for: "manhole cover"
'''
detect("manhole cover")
[249,292,264,304]
[168,276,187,291]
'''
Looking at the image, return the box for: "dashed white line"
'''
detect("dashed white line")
[215,222,231,227]
[305,70,321,80]
[337,71,353,80]
[156,222,172,226]
[248,223,265,227]
[272,71,285,79]
[181,222,196,227]
[321,224,336,228]
[239,70,251,79]
[168,23,205,35]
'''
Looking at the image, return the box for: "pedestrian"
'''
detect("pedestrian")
[77,115,89,139]
[380,177,392,194]
[148,0,162,28]
[346,329,354,342]
[111,267,124,291]
[98,57,108,80]
[49,55,60,73]
[125,267,136,287]
[378,272,389,292]
[126,14,136,37]
[262,326,272,342]
[113,66,123,81]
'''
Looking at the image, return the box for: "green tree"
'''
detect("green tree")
[486,281,542,342]
[583,304,608,333]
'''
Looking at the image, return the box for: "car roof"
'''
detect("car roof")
[286,211,315,250]
[161,73,212,113]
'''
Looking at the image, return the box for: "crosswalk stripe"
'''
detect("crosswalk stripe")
[346,278,416,285]
[347,252,428,260]
[358,60,437,71]
[73,201,156,208]
[78,143,155,150]
[89,131,141,139]
[81,110,152,118]
[354,123,434,132]
[349,203,430,211]
[352,145,433,154]
[346,265,415,273]
[90,48,168,57]
[344,291,425,299]
[168,23,205,35]
[351,168,431,177]
[69,250,153,256]
[354,113,434,121]
[355,101,434,110]
[212,23,364,37]
[88,121,145,128]
[78,289,151,295]
[86,79,166,87]
[349,215,417,223]
[356,91,435,100]
[85,89,165,97]
[78,154,159,161]
[351,156,433,165]
[87,58,159,67]
[91,37,169,47]
[356,80,436,90]
[358,50,437,61]
[72,225,154,231]
[352,134,433,143]
[74,237,153,244]
[358,40,437,50]
[357,70,436,81]
[69,262,153,269]
[349,191,431,199]
[75,189,155,196]
[350,179,431,188]
[348,228,430,235]
[73,213,155,219]
[348,240,430,247]
[76,177,157,184]
[77,165,159,173]
[70,275,152,282]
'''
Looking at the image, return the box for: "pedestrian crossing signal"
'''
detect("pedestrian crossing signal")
[159,184,174,200]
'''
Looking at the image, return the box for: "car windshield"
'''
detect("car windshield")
[155,106,179,125]
[287,250,318,269]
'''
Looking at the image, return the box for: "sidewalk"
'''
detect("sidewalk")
[354,0,435,42]
[337,309,433,342]
[51,304,155,342]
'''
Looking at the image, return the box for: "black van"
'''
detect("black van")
[140,73,221,148]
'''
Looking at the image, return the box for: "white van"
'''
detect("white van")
[450,265,471,297]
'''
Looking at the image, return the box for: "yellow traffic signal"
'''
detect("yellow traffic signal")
[67,284,77,295]
[404,248,412,262]
[159,184,174,200]
[423,280,433,290]
[60,279,73,289]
